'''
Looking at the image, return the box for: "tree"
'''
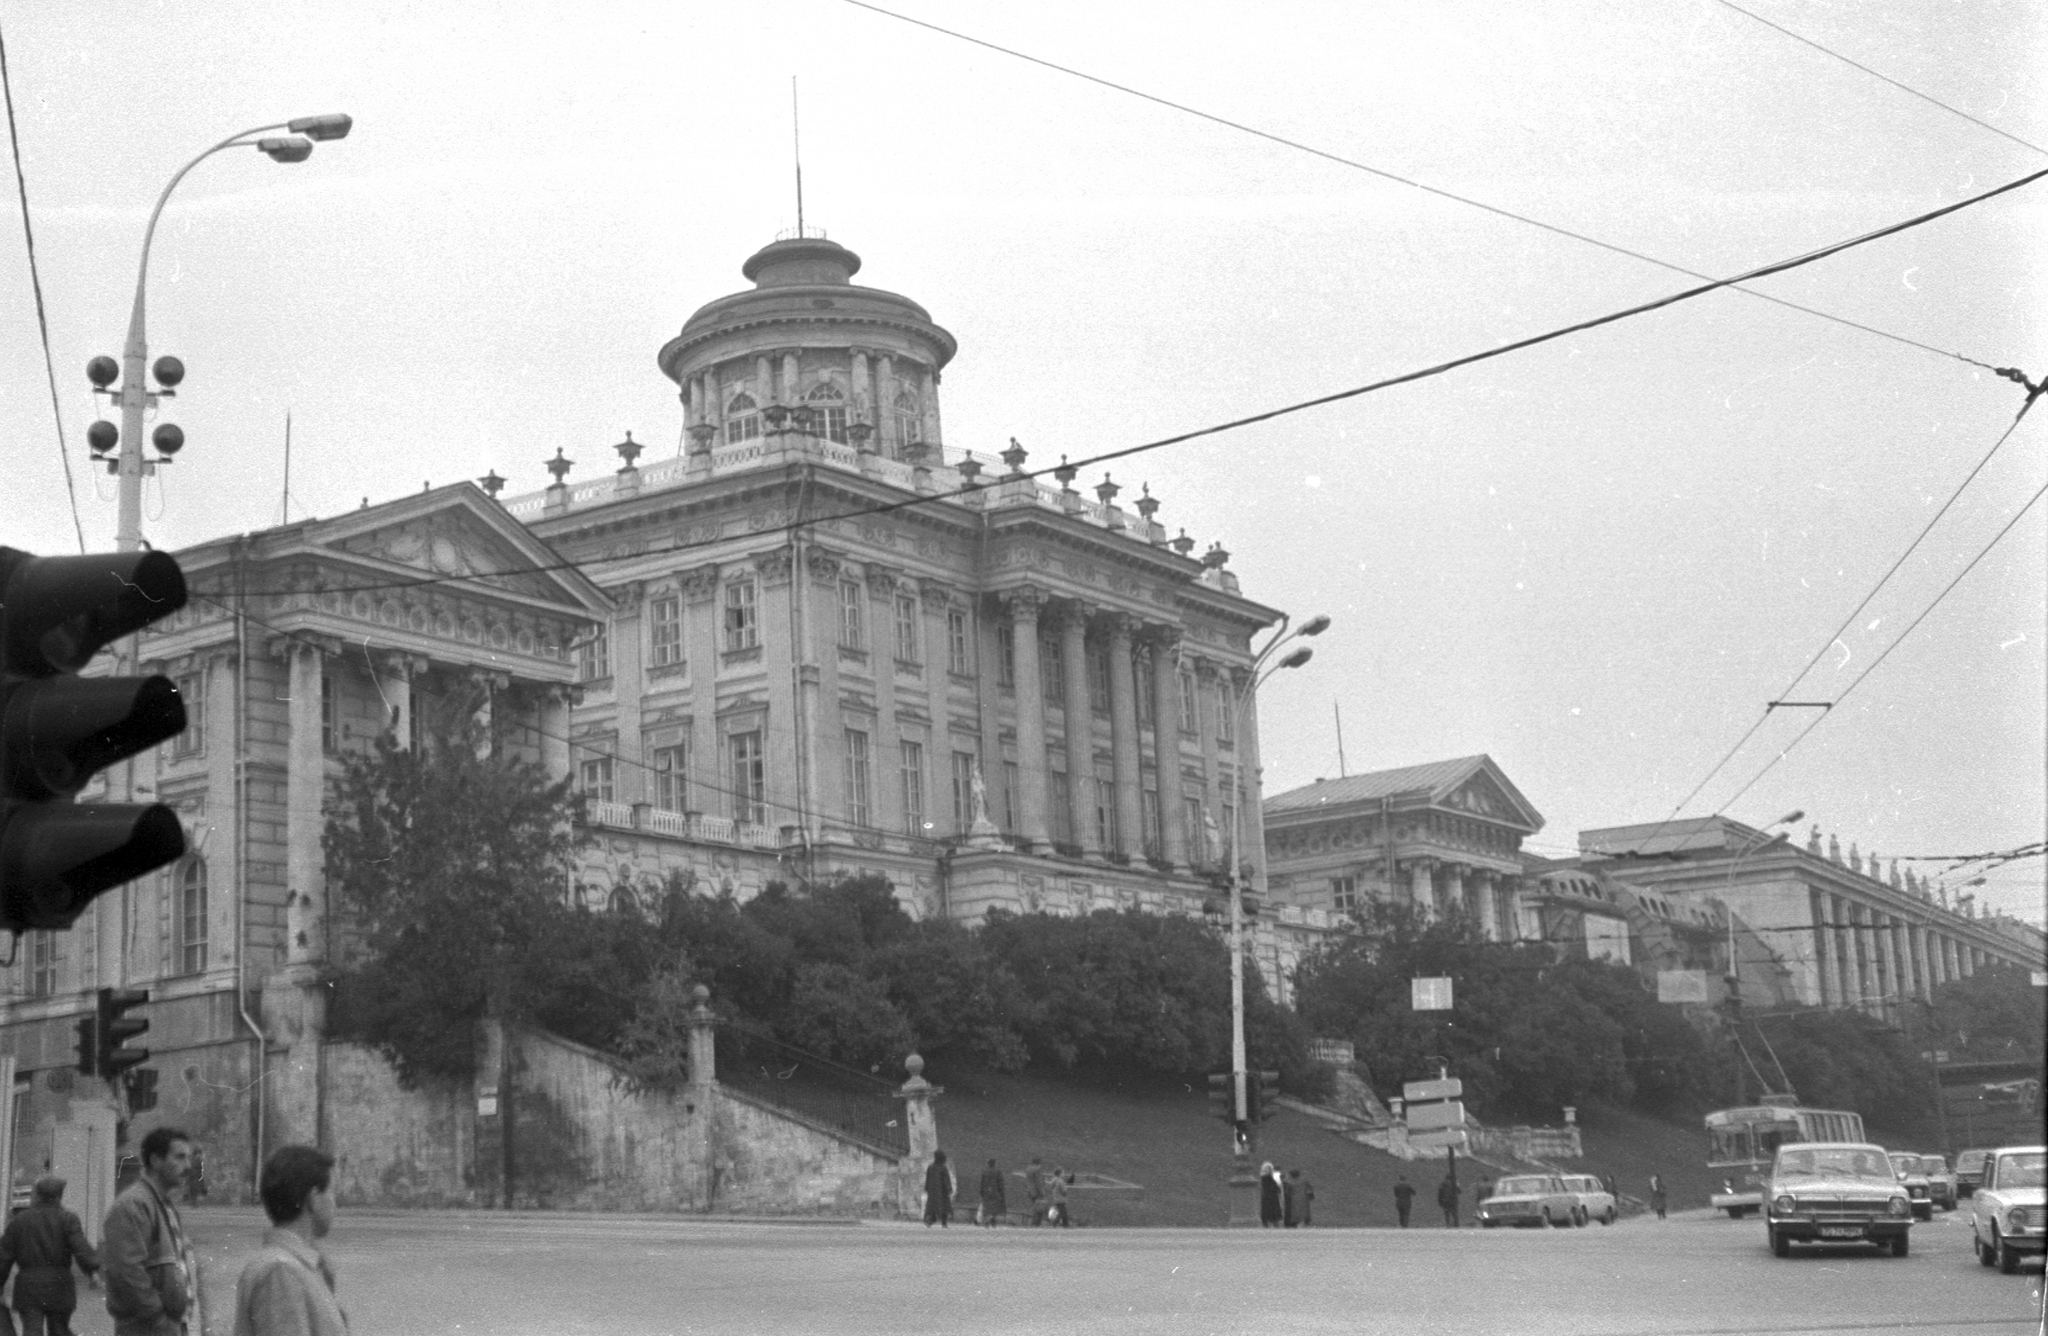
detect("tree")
[323,731,581,1084]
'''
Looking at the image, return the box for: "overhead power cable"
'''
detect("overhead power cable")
[0,18,86,554]
[206,163,2048,602]
[840,0,1999,373]
[1713,0,2048,159]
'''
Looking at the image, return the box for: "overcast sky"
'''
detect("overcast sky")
[3,1,2042,924]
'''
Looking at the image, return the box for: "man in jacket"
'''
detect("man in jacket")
[1392,1175,1415,1227]
[1437,1172,1462,1228]
[232,1145,347,1336]
[0,1176,100,1336]
[102,1127,199,1336]
[976,1159,1006,1227]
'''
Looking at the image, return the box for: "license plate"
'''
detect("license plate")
[1819,1226,1863,1239]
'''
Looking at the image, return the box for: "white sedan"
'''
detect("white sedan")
[1560,1174,1619,1226]
[1970,1145,2045,1274]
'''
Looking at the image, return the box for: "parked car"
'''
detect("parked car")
[1475,1174,1579,1228]
[1956,1148,1992,1198]
[1918,1153,1957,1211]
[1969,1145,2045,1274]
[1765,1142,1913,1258]
[1888,1152,1935,1220]
[1560,1173,1619,1226]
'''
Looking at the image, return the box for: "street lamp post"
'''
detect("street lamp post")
[99,115,352,552]
[1721,809,1802,1102]
[1221,611,1327,1210]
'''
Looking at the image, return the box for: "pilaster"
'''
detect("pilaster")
[1105,615,1144,861]
[1002,589,1051,851]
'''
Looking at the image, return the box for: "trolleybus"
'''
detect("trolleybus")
[1706,1096,1865,1216]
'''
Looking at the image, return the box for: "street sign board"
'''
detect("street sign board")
[1406,1100,1467,1132]
[1657,969,1710,1003]
[1411,977,1453,1011]
[1403,1077,1463,1103]
[1407,1127,1469,1150]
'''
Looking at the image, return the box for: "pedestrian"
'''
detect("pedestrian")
[1284,1169,1314,1227]
[1024,1157,1046,1227]
[1393,1175,1415,1228]
[1437,1171,1462,1228]
[0,1176,101,1336]
[232,1145,346,1336]
[1650,1174,1667,1221]
[977,1158,1006,1227]
[922,1150,956,1228]
[1046,1170,1071,1228]
[102,1126,200,1336]
[1258,1161,1283,1227]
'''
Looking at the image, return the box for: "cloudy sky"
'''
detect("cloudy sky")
[3,1,2042,923]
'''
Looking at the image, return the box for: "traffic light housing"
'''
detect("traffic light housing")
[95,987,150,1080]
[1252,1069,1281,1122]
[1207,1072,1232,1123]
[126,1067,159,1112]
[75,1012,97,1077]
[1,547,189,933]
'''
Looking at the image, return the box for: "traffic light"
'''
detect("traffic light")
[1,547,189,933]
[1252,1069,1281,1122]
[1207,1072,1232,1123]
[126,1067,158,1112]
[75,1011,97,1077]
[95,987,150,1080]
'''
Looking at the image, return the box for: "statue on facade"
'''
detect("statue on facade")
[965,763,1005,849]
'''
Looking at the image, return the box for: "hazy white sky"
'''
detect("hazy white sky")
[3,1,2042,922]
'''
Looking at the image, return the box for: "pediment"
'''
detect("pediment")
[1436,758,1544,833]
[314,490,603,613]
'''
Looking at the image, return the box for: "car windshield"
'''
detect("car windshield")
[1776,1148,1892,1180]
[1925,1157,1948,1173]
[1995,1153,2045,1189]
[1493,1177,1550,1196]
[1889,1155,1919,1174]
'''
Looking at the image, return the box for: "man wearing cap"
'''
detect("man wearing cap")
[0,1175,101,1336]
[102,1128,199,1336]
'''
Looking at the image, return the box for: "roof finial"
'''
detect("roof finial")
[792,76,805,240]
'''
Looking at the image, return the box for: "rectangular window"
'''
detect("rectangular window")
[1141,789,1161,858]
[1095,770,1117,850]
[1136,658,1154,727]
[1087,644,1111,716]
[900,740,925,835]
[724,580,758,651]
[1332,875,1359,913]
[1049,771,1073,846]
[652,742,689,813]
[844,729,872,827]
[320,672,337,753]
[28,931,55,998]
[947,609,971,675]
[895,595,921,663]
[1040,638,1064,702]
[579,756,614,803]
[650,596,684,667]
[726,412,760,444]
[952,751,977,833]
[1216,684,1235,744]
[576,631,611,683]
[1184,796,1208,863]
[997,625,1016,688]
[179,862,208,975]
[1003,762,1020,832]
[822,406,848,444]
[729,731,765,824]
[839,580,866,651]
[174,672,204,756]
[1179,670,1198,736]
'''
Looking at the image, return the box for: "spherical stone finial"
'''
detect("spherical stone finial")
[691,984,711,1004]
[905,1053,925,1078]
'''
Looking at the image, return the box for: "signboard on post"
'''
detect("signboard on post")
[1657,969,1710,1003]
[1406,1100,1468,1132]
[1403,1077,1463,1104]
[1411,977,1453,1011]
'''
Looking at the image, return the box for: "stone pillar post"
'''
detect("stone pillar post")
[1810,890,1836,1007]
[1058,602,1098,856]
[687,985,716,1090]
[1148,628,1187,871]
[1106,615,1144,860]
[1475,869,1499,940]
[898,1054,941,1218]
[539,686,572,784]
[1408,858,1435,922]
[1004,590,1051,852]
[285,642,326,970]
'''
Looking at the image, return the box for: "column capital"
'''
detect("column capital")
[864,564,902,597]
[1140,623,1185,655]
[917,577,961,607]
[754,549,794,585]
[804,547,843,584]
[1000,584,1048,619]
[1045,597,1097,632]
[1102,611,1141,645]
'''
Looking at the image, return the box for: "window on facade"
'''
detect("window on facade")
[806,383,848,444]
[1087,643,1111,716]
[650,596,683,668]
[1040,638,1064,702]
[408,690,428,754]
[576,631,611,683]
[729,731,765,824]
[895,595,921,663]
[1178,670,1198,736]
[996,625,1016,688]
[900,741,926,835]
[1135,655,1154,727]
[320,672,337,753]
[1141,789,1161,858]
[951,751,976,833]
[179,859,208,975]
[579,756,615,803]
[1049,771,1073,846]
[892,388,921,452]
[174,672,204,756]
[844,729,872,827]
[839,580,866,651]
[1184,796,1209,864]
[947,609,971,675]
[1003,762,1019,832]
[725,392,760,444]
[1216,684,1235,744]
[28,931,55,997]
[1095,769,1117,850]
[1332,875,1359,914]
[724,579,758,651]
[652,743,689,813]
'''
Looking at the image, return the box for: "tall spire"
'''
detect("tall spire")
[792,76,805,239]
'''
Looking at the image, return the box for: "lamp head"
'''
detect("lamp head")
[1776,810,1805,826]
[288,114,354,141]
[1278,646,1313,670]
[258,137,314,164]
[1298,614,1331,637]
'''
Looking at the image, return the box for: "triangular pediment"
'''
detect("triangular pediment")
[1433,757,1544,834]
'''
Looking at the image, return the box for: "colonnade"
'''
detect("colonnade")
[1808,888,1996,1012]
[1400,856,1518,941]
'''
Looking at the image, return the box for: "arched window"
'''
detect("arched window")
[806,382,848,443]
[725,392,760,445]
[892,389,921,456]
[178,858,208,974]
[608,885,641,918]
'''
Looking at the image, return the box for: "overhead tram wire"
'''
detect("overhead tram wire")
[0,17,86,554]
[1713,0,2048,159]
[839,0,1999,375]
[215,163,2048,604]
[1635,389,2047,843]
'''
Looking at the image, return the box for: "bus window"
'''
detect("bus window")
[1708,1127,1752,1164]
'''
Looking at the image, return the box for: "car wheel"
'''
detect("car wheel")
[1725,1207,1744,1219]
[1770,1225,1790,1258]
[1573,1207,1588,1228]
[1977,1229,1996,1267]
[1996,1228,2019,1274]
[1601,1207,1616,1226]
[1890,1232,1909,1258]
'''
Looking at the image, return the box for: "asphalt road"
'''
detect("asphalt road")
[52,1204,2045,1336]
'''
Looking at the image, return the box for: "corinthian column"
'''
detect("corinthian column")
[1057,601,1099,856]
[1149,627,1186,871]
[1106,615,1144,860]
[285,643,326,969]
[1004,589,1051,851]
